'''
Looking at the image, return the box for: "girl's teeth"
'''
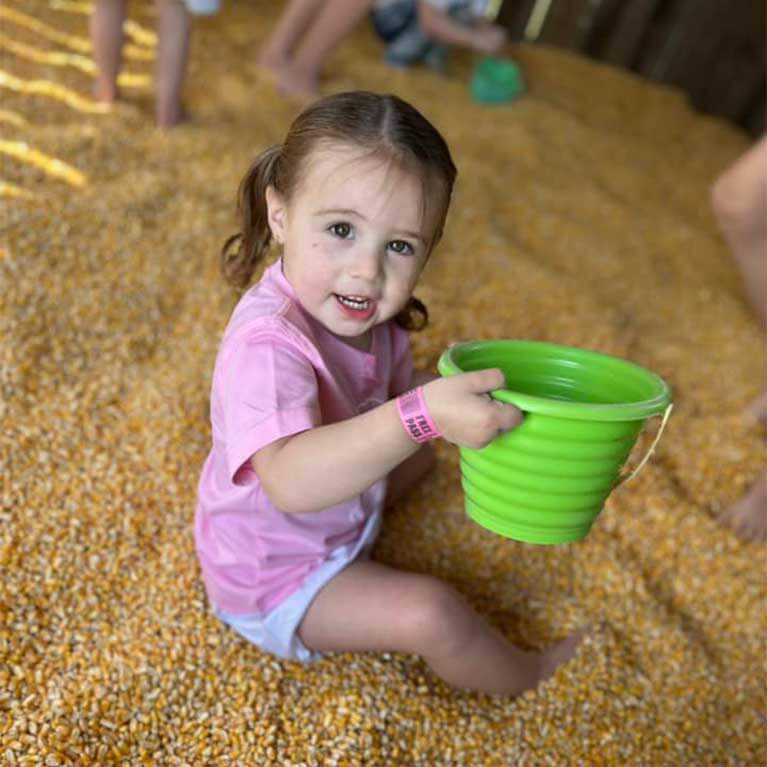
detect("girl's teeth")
[338,295,369,309]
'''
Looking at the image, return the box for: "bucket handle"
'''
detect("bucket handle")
[616,403,674,486]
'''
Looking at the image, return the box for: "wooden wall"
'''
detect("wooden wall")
[499,0,766,136]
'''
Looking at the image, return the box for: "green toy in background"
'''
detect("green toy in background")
[438,340,673,545]
[471,0,525,104]
[471,56,526,104]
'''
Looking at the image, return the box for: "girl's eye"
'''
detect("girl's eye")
[329,222,352,239]
[389,240,414,255]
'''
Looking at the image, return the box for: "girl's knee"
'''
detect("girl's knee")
[402,576,475,655]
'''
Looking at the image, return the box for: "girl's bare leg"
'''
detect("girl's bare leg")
[90,0,127,103]
[258,0,326,71]
[275,0,377,102]
[299,560,584,695]
[155,0,191,128]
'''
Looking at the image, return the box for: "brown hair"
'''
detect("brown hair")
[221,91,457,330]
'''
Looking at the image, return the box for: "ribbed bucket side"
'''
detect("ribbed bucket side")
[458,413,644,543]
[437,340,672,544]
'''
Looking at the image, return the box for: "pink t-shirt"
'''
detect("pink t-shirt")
[195,259,414,615]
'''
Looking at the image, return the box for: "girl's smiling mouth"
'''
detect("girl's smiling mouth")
[334,293,376,320]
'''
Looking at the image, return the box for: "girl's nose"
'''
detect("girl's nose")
[350,248,382,282]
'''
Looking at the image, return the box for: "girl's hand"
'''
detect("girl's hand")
[423,369,523,449]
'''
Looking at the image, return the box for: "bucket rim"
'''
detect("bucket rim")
[438,340,672,422]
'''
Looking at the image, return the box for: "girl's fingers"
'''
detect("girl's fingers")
[459,368,506,394]
[495,400,524,431]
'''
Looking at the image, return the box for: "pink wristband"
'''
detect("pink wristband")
[397,387,442,443]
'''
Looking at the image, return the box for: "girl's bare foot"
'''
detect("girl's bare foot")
[537,626,588,684]
[718,473,767,542]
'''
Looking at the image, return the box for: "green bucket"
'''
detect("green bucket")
[437,340,673,544]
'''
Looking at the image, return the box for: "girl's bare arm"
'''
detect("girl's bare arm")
[418,3,507,54]
[252,369,521,513]
[253,397,419,514]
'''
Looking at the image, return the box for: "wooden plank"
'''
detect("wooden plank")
[498,0,539,41]
[744,85,766,135]
[495,0,765,136]
[597,0,665,68]
[641,0,765,130]
[536,0,600,50]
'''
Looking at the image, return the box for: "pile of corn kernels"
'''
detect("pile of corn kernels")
[2,1,765,765]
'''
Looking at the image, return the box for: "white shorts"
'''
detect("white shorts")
[215,509,382,662]
[184,0,220,16]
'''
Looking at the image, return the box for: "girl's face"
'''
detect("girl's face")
[266,144,441,350]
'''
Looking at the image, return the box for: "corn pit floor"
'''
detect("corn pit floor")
[2,1,766,765]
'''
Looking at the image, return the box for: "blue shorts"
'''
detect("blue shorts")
[369,0,482,67]
[370,1,439,67]
[215,509,382,662]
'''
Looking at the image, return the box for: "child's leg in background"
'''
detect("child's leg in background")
[711,136,767,330]
[90,0,127,103]
[258,0,326,71]
[270,0,377,102]
[298,560,584,695]
[710,137,767,541]
[155,0,191,128]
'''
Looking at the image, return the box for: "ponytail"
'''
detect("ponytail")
[221,145,282,289]
[395,295,428,331]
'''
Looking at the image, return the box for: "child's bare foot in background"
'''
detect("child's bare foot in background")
[742,389,767,426]
[256,51,319,105]
[538,626,588,684]
[274,63,320,105]
[718,391,767,542]
[93,77,119,104]
[718,474,767,541]
[257,47,287,80]
[156,103,190,129]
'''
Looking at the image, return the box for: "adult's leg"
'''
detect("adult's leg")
[90,0,127,102]
[298,559,584,695]
[155,0,191,128]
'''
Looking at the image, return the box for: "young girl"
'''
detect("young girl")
[195,91,583,695]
